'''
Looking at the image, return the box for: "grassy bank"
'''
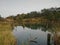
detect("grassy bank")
[0,22,16,45]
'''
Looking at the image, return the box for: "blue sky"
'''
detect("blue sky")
[0,0,60,17]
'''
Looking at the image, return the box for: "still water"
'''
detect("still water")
[13,26,52,45]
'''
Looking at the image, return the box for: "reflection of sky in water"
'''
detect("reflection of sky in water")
[13,26,48,45]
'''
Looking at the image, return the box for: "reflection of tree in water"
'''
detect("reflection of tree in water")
[21,22,53,32]
[21,23,54,45]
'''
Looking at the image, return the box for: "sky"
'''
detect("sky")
[0,0,60,17]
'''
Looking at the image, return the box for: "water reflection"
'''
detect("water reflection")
[22,23,42,29]
[13,26,53,45]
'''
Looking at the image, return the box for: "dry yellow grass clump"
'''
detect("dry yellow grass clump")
[0,22,17,45]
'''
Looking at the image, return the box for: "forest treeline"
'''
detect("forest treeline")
[6,7,60,22]
[0,7,60,22]
[0,7,60,30]
[7,7,60,21]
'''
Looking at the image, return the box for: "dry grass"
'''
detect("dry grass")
[0,22,16,45]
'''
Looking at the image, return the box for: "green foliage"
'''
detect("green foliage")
[5,7,60,24]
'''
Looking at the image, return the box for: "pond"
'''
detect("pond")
[13,26,53,45]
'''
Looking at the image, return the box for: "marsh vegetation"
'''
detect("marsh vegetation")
[0,7,60,45]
